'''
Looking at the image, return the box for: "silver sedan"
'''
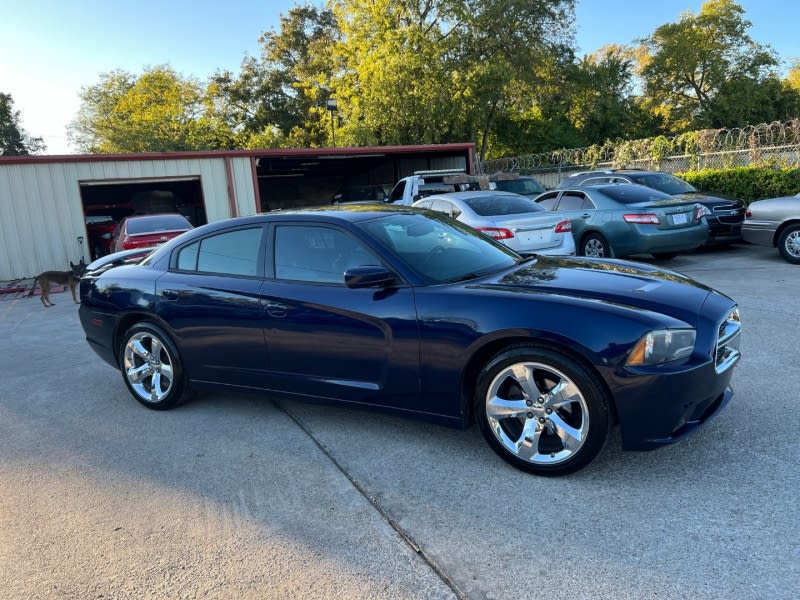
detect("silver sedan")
[413,191,576,256]
[742,193,800,264]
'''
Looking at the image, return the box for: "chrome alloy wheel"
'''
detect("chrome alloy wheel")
[485,362,590,466]
[784,229,800,259]
[123,331,175,404]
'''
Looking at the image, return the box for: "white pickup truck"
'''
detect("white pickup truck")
[387,171,526,205]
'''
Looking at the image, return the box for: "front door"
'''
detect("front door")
[263,224,420,408]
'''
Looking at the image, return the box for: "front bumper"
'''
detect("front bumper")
[612,351,738,451]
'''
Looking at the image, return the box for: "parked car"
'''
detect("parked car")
[331,184,388,205]
[535,184,708,259]
[85,205,135,259]
[79,205,741,476]
[493,175,546,198]
[557,170,745,245]
[413,191,575,256]
[742,192,800,264]
[110,213,193,253]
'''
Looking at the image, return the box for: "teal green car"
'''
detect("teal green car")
[534,183,708,259]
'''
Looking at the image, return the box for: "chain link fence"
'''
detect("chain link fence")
[479,119,800,189]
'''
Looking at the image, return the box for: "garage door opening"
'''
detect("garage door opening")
[80,177,206,260]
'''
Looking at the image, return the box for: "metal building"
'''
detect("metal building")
[0,144,474,280]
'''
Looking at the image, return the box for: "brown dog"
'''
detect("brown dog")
[28,260,86,307]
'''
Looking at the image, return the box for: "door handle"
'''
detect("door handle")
[263,300,289,317]
[161,289,180,301]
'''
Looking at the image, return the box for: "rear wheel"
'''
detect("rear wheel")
[119,322,189,410]
[581,233,611,258]
[777,224,800,264]
[475,346,611,476]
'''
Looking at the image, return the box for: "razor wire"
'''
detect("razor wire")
[479,118,800,179]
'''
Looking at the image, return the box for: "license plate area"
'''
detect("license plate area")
[671,212,688,225]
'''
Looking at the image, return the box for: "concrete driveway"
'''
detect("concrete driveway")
[1,243,797,599]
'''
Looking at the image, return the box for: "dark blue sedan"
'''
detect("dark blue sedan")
[79,205,741,476]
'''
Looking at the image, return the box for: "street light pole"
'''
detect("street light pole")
[326,98,338,148]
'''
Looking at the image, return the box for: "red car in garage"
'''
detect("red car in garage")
[110,213,194,253]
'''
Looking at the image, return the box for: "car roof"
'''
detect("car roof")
[554,183,675,200]
[417,190,525,202]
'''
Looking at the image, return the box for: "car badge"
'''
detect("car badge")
[160,235,168,242]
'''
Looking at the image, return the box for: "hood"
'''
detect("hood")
[478,255,714,324]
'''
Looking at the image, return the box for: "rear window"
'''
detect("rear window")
[463,194,545,216]
[630,174,696,195]
[495,178,545,196]
[595,185,673,205]
[126,214,192,234]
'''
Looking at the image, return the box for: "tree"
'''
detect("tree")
[638,0,781,130]
[786,60,800,91]
[329,0,575,158]
[209,4,340,148]
[0,93,46,155]
[69,66,232,153]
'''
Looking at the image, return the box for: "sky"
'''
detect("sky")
[1,0,797,155]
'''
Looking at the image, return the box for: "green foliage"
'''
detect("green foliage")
[638,0,786,131]
[678,165,800,203]
[0,93,45,155]
[209,3,339,148]
[69,66,233,153]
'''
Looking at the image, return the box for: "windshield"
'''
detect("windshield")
[361,212,518,283]
[463,194,545,216]
[630,174,696,195]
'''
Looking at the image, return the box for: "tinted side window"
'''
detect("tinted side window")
[177,228,262,276]
[431,199,461,218]
[536,192,559,210]
[274,225,377,284]
[557,194,587,211]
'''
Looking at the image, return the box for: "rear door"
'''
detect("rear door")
[155,225,270,388]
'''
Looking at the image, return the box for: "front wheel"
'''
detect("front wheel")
[119,322,189,410]
[777,224,800,264]
[475,346,611,476]
[580,233,611,258]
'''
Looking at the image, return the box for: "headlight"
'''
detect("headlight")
[626,329,696,366]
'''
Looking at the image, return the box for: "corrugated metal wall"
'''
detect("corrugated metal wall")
[0,157,252,280]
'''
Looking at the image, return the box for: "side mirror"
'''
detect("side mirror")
[344,265,395,289]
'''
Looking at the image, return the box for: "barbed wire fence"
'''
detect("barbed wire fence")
[478,119,800,189]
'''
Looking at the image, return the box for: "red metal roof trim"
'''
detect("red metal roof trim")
[0,143,476,165]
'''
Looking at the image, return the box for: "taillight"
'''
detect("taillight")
[121,237,134,250]
[554,219,572,233]
[623,213,660,224]
[477,227,515,240]
[745,209,752,219]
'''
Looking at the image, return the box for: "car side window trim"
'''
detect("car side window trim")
[169,224,268,279]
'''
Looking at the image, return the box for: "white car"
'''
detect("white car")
[414,191,576,256]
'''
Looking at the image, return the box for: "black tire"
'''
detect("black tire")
[652,252,677,260]
[777,224,800,264]
[580,233,611,258]
[119,322,189,410]
[475,346,611,476]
